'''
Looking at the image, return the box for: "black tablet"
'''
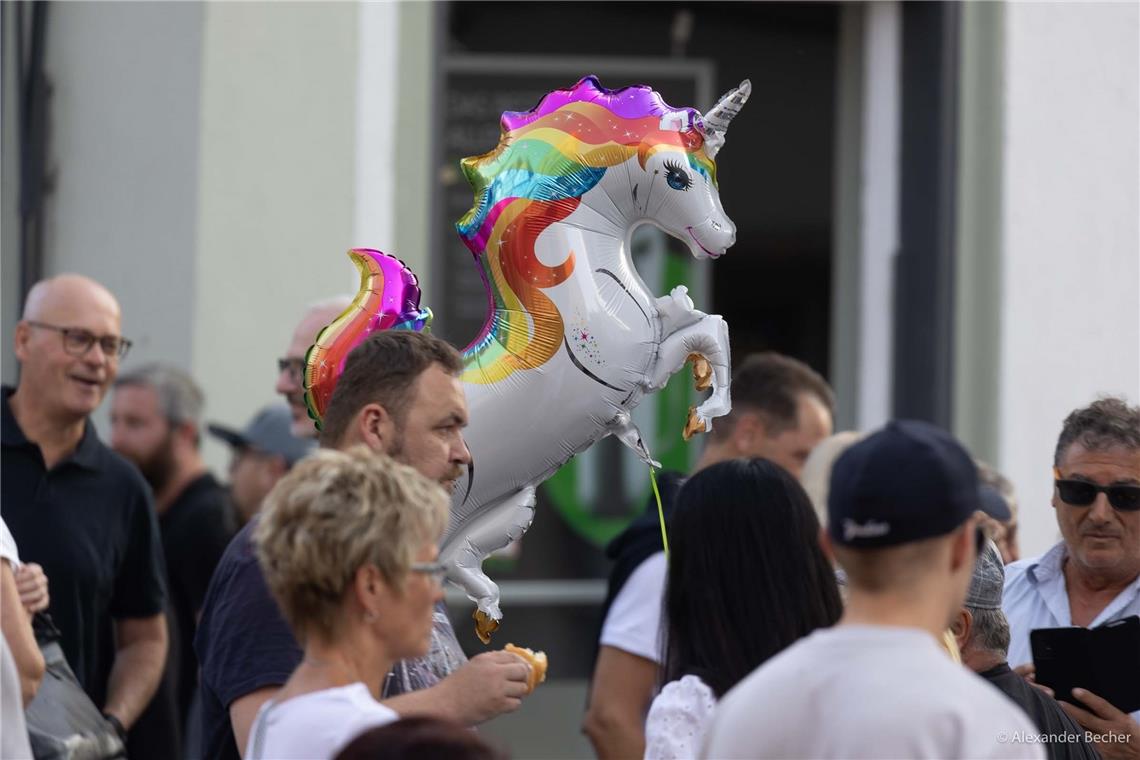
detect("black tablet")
[1031,615,1140,713]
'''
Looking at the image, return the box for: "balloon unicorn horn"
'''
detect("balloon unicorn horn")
[701,79,751,159]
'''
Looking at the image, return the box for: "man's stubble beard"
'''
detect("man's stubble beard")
[136,432,178,494]
[386,429,463,492]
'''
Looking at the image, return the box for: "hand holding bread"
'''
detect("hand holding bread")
[504,643,548,694]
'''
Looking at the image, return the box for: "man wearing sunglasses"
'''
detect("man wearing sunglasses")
[1,274,168,751]
[1003,397,1140,756]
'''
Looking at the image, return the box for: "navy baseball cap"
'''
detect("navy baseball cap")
[208,404,313,467]
[828,420,1011,548]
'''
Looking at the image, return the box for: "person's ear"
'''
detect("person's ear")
[13,321,33,363]
[950,608,972,652]
[353,563,390,620]
[949,522,973,574]
[175,420,199,451]
[356,403,394,453]
[732,411,763,454]
[818,526,836,564]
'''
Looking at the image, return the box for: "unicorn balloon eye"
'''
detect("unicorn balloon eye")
[663,159,693,191]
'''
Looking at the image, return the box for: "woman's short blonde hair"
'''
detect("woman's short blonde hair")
[254,445,449,642]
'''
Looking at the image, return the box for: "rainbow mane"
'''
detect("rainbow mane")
[303,249,431,430]
[457,76,716,385]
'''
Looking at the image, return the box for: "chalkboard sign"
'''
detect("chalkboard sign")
[432,55,714,346]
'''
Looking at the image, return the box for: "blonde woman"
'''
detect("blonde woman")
[245,447,450,759]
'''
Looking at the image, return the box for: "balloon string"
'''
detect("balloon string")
[651,466,669,556]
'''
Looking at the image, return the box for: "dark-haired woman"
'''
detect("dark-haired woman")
[644,458,843,759]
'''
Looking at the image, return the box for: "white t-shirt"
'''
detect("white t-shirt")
[645,674,717,760]
[0,518,22,568]
[245,682,399,759]
[703,625,1044,760]
[0,518,31,759]
[600,551,667,663]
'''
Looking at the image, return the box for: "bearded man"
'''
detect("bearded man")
[112,364,238,739]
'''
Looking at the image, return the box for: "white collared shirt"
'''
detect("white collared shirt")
[1003,540,1140,722]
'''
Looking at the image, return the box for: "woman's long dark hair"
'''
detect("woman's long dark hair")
[662,458,842,698]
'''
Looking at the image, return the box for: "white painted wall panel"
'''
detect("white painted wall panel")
[193,2,359,470]
[1000,2,1140,558]
[43,1,203,386]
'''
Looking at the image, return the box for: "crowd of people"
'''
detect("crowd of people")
[0,272,1137,760]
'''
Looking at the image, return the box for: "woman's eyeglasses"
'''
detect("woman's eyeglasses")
[1053,468,1140,512]
[410,561,448,585]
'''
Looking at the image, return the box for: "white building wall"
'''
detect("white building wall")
[999,2,1140,558]
[353,1,399,254]
[192,1,361,470]
[42,1,204,392]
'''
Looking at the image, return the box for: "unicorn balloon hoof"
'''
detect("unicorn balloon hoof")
[473,609,500,646]
[689,354,713,392]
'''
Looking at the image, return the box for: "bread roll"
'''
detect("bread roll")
[504,643,548,693]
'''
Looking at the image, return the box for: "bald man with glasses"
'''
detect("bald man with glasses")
[1,274,169,752]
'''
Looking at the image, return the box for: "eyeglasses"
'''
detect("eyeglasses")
[26,321,132,359]
[1053,468,1140,512]
[276,357,306,383]
[410,561,448,585]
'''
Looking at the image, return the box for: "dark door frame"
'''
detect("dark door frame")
[893,1,961,427]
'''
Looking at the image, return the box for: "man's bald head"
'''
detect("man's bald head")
[276,296,353,437]
[14,274,126,421]
[22,274,121,323]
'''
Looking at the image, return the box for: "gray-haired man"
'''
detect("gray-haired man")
[1003,397,1140,760]
[951,538,1097,760]
[111,364,238,736]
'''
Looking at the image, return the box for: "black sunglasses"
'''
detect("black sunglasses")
[1053,468,1140,512]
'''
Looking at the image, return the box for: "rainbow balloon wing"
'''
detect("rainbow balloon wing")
[303,248,432,430]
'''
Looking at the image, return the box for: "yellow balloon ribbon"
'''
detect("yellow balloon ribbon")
[651,466,669,556]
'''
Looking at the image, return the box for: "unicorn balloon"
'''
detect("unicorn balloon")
[449,76,749,642]
[308,76,750,643]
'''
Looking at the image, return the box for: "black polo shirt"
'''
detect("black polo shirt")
[1,386,167,707]
[161,472,236,723]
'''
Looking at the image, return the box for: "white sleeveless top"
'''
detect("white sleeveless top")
[245,682,398,759]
